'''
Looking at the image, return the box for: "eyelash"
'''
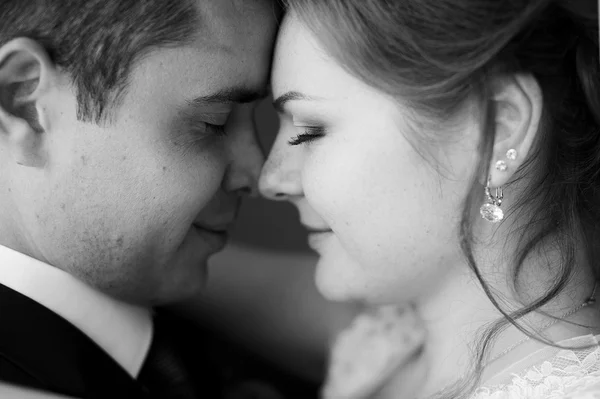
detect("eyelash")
[205,123,227,138]
[288,126,326,146]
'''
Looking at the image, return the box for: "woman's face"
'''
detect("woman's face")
[260,14,483,304]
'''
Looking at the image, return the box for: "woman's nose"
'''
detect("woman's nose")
[259,153,302,201]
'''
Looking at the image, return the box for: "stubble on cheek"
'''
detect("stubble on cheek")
[76,230,163,302]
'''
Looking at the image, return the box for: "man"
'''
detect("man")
[0,0,277,397]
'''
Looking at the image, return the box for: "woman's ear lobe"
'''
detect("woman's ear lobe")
[0,38,55,167]
[487,73,543,188]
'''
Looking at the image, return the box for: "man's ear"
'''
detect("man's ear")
[486,73,543,188]
[0,38,57,167]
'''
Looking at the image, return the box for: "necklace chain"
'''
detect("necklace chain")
[488,281,598,365]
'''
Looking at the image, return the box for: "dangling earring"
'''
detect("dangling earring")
[480,177,504,223]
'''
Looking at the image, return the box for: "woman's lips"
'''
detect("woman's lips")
[307,230,333,251]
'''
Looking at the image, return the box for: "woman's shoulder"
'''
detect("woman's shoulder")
[560,377,600,398]
[474,335,600,398]
[473,362,600,398]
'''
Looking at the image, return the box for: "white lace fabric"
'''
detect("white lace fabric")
[473,335,600,398]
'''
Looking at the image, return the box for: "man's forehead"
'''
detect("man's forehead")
[186,0,276,99]
[193,0,276,49]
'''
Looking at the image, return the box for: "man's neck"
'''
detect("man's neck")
[0,244,153,377]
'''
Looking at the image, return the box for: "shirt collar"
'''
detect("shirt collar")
[0,245,153,377]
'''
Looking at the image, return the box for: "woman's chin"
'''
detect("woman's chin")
[313,238,411,305]
[314,254,378,304]
[315,262,413,306]
[311,241,359,301]
[314,260,354,302]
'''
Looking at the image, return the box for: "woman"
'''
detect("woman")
[259,0,600,397]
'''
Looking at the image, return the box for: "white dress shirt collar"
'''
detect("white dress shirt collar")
[0,245,152,377]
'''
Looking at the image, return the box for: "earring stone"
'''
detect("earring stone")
[495,160,508,171]
[480,179,504,223]
[480,202,504,223]
[506,149,517,160]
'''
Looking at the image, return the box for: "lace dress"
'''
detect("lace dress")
[472,335,600,398]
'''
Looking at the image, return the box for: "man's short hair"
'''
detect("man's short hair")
[1,0,199,124]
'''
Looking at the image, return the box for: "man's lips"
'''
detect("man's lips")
[193,223,231,235]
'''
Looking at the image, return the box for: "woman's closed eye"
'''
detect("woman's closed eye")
[288,126,326,146]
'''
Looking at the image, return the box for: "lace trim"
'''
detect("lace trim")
[473,337,600,398]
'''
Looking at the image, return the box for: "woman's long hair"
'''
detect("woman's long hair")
[283,0,600,397]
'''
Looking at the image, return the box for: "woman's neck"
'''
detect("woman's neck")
[408,243,599,398]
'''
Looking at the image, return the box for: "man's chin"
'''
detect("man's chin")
[136,234,229,306]
[167,259,210,302]
[138,256,210,307]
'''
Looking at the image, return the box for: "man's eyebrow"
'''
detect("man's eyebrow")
[272,91,320,113]
[187,87,269,106]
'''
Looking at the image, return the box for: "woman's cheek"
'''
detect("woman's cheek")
[304,145,359,213]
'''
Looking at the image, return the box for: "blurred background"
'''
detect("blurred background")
[230,98,310,253]
[175,98,356,390]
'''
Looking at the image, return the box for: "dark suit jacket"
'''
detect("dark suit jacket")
[0,282,319,399]
[0,282,151,398]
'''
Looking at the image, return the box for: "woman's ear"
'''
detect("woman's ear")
[0,38,57,167]
[486,73,543,188]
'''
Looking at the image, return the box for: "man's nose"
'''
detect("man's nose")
[223,131,265,196]
[259,138,302,201]
[221,104,267,196]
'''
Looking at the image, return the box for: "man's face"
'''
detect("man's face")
[11,0,277,304]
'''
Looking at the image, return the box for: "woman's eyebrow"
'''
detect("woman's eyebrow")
[272,91,322,112]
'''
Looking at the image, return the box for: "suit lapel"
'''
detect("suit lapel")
[0,283,149,398]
